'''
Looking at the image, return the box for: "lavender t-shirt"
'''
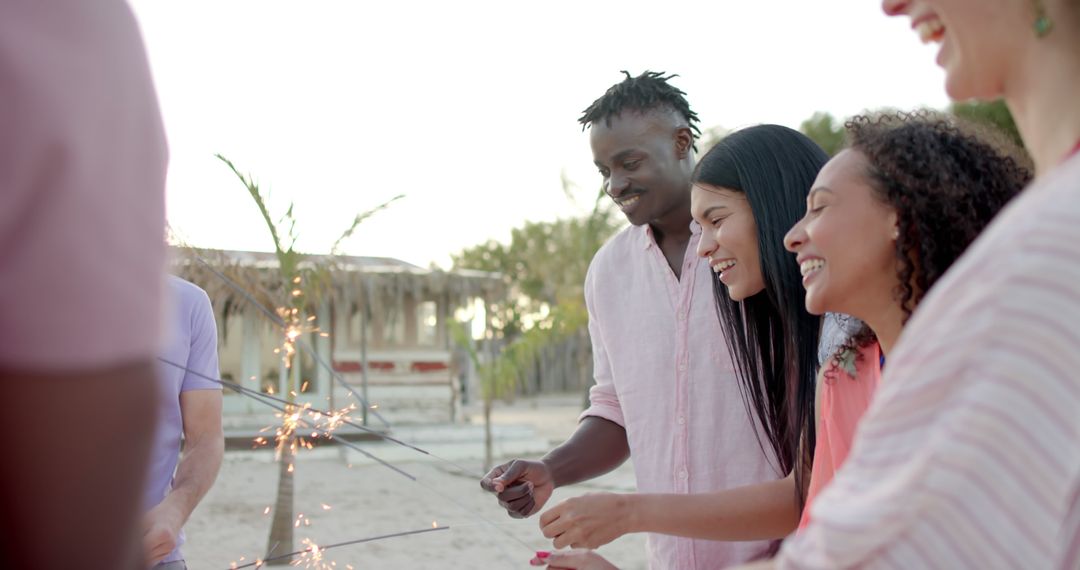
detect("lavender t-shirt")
[147,276,221,563]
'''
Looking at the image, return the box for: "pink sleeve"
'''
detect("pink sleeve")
[578,263,625,427]
[0,0,167,369]
[798,343,881,530]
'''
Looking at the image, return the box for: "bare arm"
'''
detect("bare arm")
[544,416,630,487]
[610,368,825,543]
[1,361,159,570]
[627,473,799,541]
[540,472,799,548]
[169,389,225,520]
[482,264,630,517]
[143,389,224,565]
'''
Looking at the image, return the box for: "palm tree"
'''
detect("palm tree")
[217,154,400,564]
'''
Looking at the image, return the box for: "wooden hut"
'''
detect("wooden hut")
[170,247,503,427]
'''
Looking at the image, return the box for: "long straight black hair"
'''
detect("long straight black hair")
[693,125,828,508]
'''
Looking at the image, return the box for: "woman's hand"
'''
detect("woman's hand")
[530,549,620,569]
[539,492,634,549]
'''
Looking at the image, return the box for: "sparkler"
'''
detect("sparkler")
[228,526,450,569]
[161,363,417,480]
[157,358,481,478]
[185,256,537,567]
[161,357,539,563]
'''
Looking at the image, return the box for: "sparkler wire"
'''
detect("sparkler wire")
[228,526,450,569]
[159,358,413,480]
[157,358,483,479]
[160,357,537,565]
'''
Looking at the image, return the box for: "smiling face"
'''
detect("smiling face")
[881,0,1028,100]
[784,150,899,318]
[691,183,765,301]
[590,108,694,227]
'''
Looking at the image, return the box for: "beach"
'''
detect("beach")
[184,394,647,569]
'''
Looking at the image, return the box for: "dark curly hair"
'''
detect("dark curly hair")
[832,110,1033,364]
[578,70,701,150]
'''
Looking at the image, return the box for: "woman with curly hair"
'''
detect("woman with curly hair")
[782,111,1031,529]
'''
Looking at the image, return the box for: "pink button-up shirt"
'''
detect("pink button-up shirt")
[582,223,780,569]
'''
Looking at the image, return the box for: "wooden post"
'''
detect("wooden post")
[315,300,331,401]
[240,313,261,413]
[359,275,371,427]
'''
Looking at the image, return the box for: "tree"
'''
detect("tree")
[797,101,1024,159]
[450,303,585,470]
[698,125,730,155]
[949,99,1024,148]
[799,111,846,156]
[453,185,621,339]
[216,154,401,565]
[452,184,621,470]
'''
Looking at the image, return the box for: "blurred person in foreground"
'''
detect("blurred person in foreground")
[0,1,169,568]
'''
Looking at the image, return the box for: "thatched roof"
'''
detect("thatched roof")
[169,246,504,318]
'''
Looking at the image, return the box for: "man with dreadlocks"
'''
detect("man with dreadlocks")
[481,71,779,568]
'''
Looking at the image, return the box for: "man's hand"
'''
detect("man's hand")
[142,501,184,568]
[530,549,619,569]
[480,459,555,518]
[539,492,633,549]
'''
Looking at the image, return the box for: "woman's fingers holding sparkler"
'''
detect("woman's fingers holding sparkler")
[480,459,555,518]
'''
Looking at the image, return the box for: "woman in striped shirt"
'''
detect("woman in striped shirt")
[762,0,1080,567]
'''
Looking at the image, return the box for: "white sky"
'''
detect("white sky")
[128,0,947,269]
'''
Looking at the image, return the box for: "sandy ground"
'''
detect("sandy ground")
[183,395,647,569]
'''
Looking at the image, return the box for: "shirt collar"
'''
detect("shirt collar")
[642,220,701,250]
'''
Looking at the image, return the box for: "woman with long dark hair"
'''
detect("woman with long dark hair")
[536,125,831,555]
[693,124,828,508]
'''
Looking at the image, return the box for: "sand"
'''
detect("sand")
[182,395,648,569]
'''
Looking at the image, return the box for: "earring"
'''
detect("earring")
[893,228,900,240]
[1034,0,1054,38]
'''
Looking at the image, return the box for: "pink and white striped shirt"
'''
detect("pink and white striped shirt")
[582,223,780,569]
[778,153,1080,569]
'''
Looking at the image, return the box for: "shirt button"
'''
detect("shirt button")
[678,362,687,371]
[677,415,685,425]
[678,468,688,480]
